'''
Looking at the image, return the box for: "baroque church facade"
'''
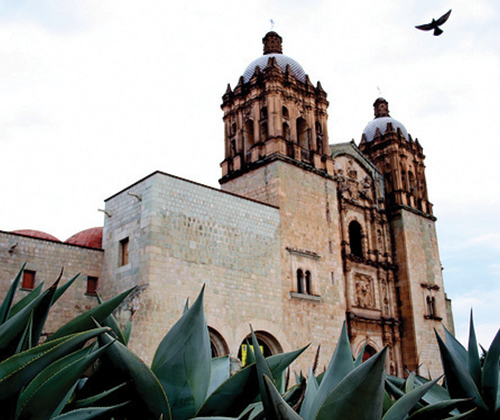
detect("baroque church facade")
[0,32,453,377]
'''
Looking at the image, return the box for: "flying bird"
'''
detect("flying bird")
[415,9,452,36]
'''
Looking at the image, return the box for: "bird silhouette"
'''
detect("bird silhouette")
[415,9,452,36]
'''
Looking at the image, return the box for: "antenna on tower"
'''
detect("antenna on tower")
[270,19,275,31]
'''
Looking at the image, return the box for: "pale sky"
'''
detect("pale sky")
[1,0,499,349]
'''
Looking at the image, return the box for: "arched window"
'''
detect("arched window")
[297,269,304,293]
[349,221,363,258]
[282,106,289,119]
[296,117,308,149]
[408,171,416,194]
[243,119,254,150]
[315,121,322,134]
[208,327,230,358]
[238,330,282,366]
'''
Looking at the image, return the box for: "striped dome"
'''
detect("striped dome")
[243,54,306,83]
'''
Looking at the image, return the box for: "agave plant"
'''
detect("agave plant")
[0,266,136,419]
[434,311,500,419]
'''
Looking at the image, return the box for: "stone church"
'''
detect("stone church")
[0,32,453,378]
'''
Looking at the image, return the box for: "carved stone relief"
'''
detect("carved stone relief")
[354,273,375,308]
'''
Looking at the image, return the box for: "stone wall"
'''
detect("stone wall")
[102,171,283,365]
[0,231,103,334]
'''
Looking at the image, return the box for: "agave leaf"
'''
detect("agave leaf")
[251,326,274,419]
[51,380,80,418]
[122,317,133,345]
[315,346,387,420]
[245,340,256,367]
[299,367,318,420]
[407,398,473,420]
[97,330,171,420]
[442,408,477,419]
[354,339,368,368]
[48,286,136,341]
[482,326,500,411]
[184,297,190,314]
[198,346,307,418]
[0,263,25,324]
[0,286,55,360]
[382,377,439,420]
[413,375,452,406]
[385,377,405,400]
[208,356,231,396]
[197,362,260,417]
[308,322,354,420]
[467,311,481,389]
[405,372,416,394]
[267,344,310,380]
[15,311,33,353]
[50,403,129,420]
[0,328,109,401]
[262,374,303,420]
[435,332,487,410]
[8,282,44,319]
[30,274,62,346]
[443,325,468,368]
[16,343,110,420]
[52,273,80,305]
[151,286,210,420]
[95,292,127,345]
[70,382,127,409]
[383,390,394,414]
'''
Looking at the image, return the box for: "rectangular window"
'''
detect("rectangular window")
[86,276,98,295]
[120,237,129,266]
[22,270,36,290]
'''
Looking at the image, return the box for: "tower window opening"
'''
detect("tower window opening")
[282,106,289,119]
[260,122,268,142]
[86,276,98,295]
[305,270,311,294]
[244,119,255,150]
[362,345,377,362]
[283,122,290,140]
[426,296,436,318]
[349,221,363,258]
[231,123,236,136]
[296,117,308,149]
[297,269,304,293]
[260,107,268,120]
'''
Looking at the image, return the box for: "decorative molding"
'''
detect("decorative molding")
[286,247,321,260]
[420,283,440,291]
[290,292,322,302]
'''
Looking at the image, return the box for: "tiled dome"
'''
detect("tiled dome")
[243,54,306,83]
[12,229,61,242]
[362,117,409,142]
[65,227,103,249]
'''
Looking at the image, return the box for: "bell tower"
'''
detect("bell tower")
[359,99,453,375]
[220,31,334,185]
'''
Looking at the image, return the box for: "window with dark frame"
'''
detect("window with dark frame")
[86,276,98,296]
[297,269,304,293]
[120,237,129,266]
[22,270,36,290]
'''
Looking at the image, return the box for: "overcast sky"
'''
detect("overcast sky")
[1,0,499,349]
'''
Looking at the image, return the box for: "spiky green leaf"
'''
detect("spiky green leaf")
[208,356,231,397]
[16,343,110,420]
[0,264,25,324]
[482,326,500,411]
[382,377,439,420]
[151,286,210,420]
[262,374,303,420]
[8,282,43,319]
[50,403,128,420]
[97,330,171,420]
[299,367,318,420]
[407,398,473,420]
[315,346,387,420]
[309,322,354,420]
[443,325,468,368]
[48,287,135,341]
[251,326,274,419]
[467,311,481,389]
[435,332,486,410]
